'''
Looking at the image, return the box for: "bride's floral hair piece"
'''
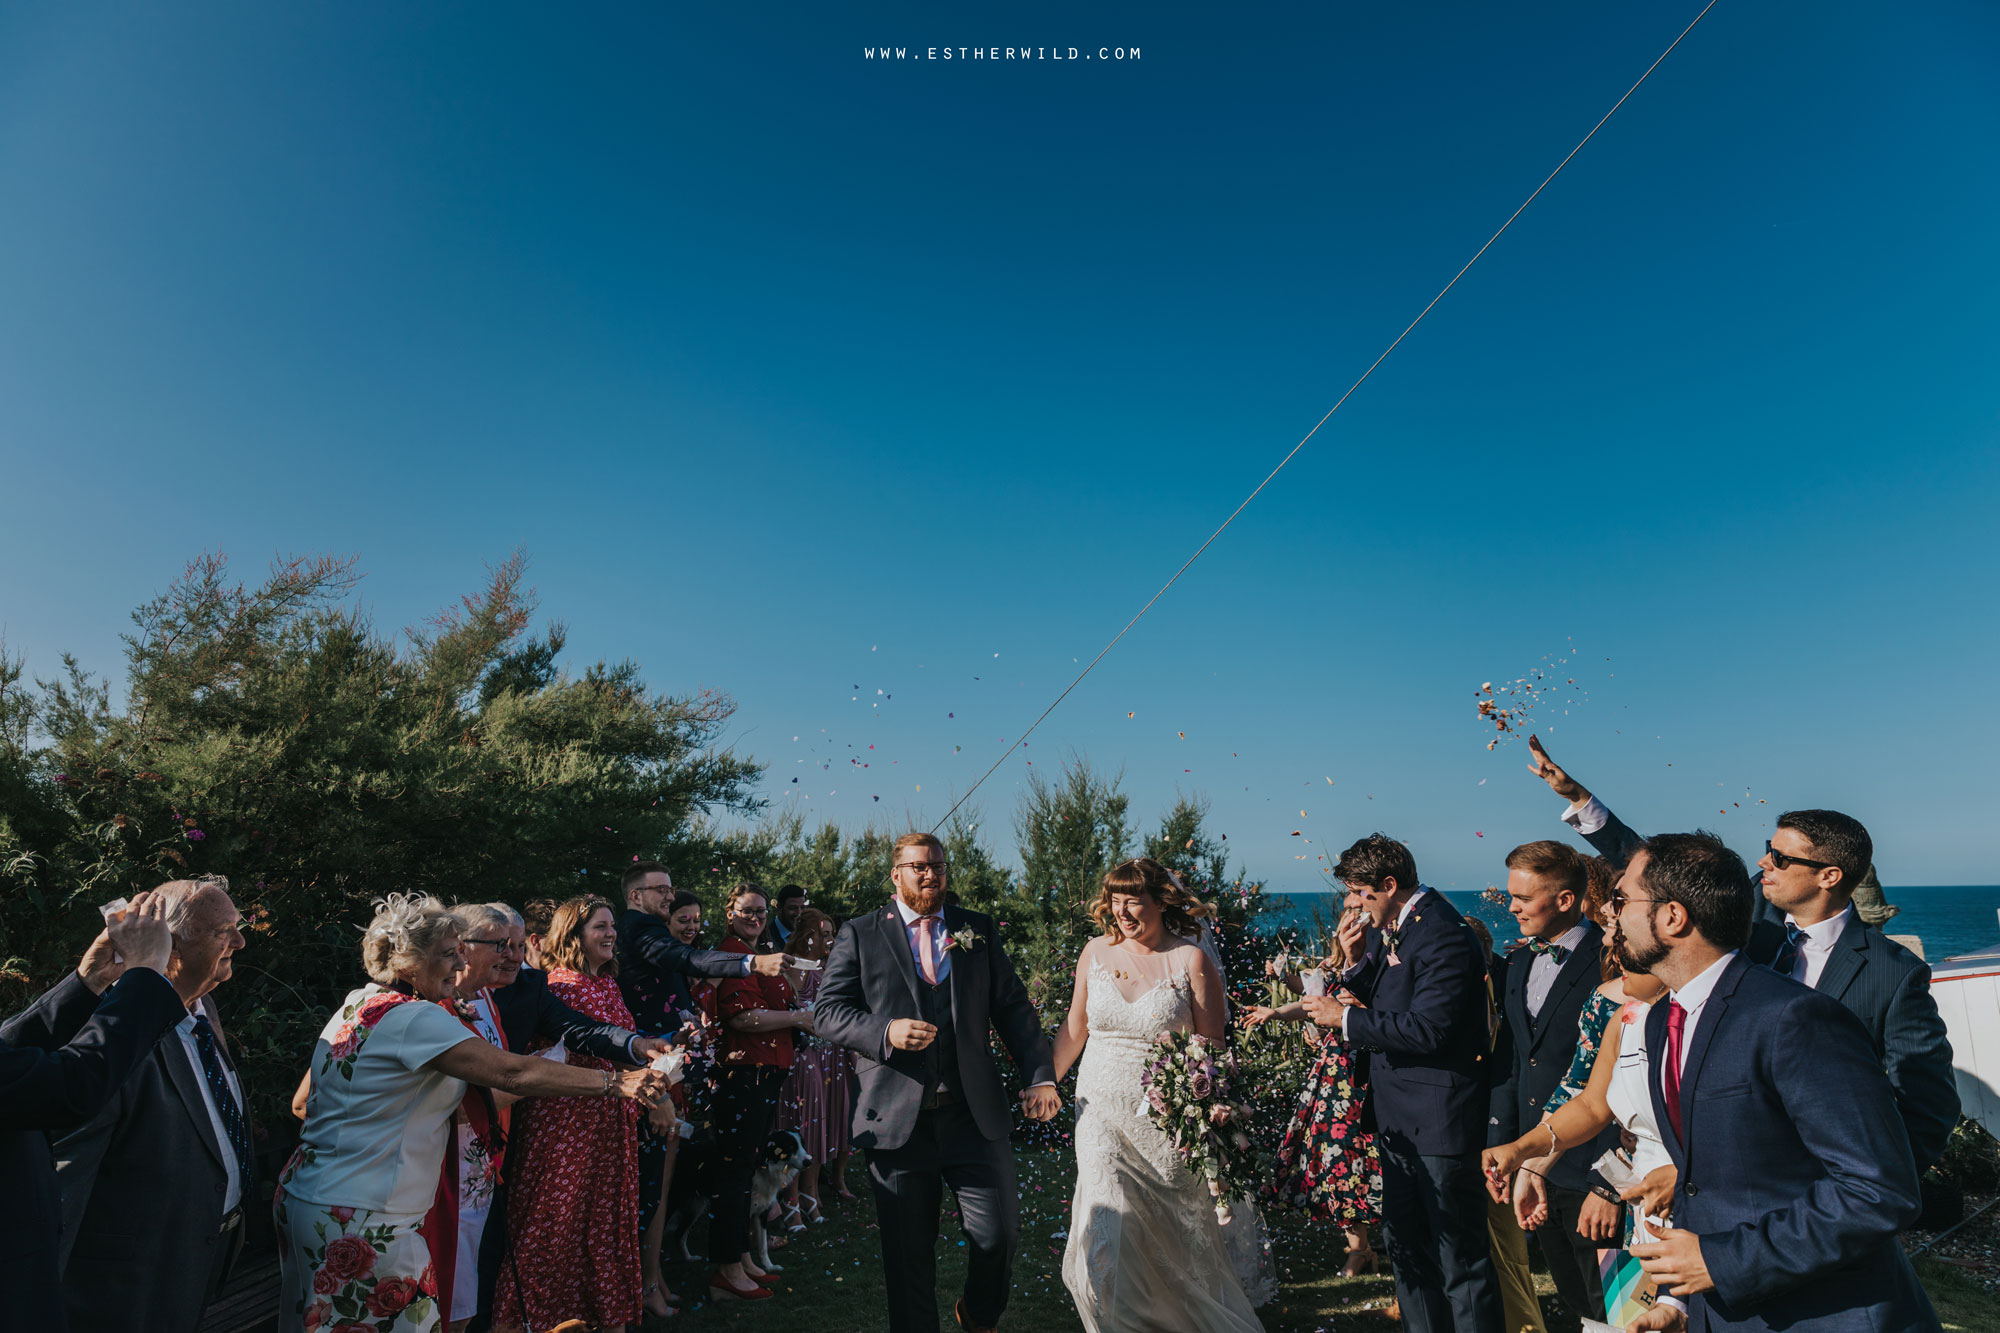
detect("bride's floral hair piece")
[1092,857,1207,941]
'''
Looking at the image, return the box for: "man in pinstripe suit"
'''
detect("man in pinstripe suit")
[1523,736,1958,1173]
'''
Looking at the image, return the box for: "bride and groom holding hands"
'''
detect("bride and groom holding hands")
[814,833,1265,1332]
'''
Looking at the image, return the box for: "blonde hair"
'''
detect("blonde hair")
[361,892,460,985]
[541,895,618,977]
[1090,858,1208,941]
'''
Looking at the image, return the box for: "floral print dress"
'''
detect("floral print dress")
[1545,987,1619,1114]
[1261,1029,1383,1226]
[492,968,643,1331]
[276,986,483,1333]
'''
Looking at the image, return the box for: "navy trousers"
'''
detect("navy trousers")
[1378,1141,1504,1333]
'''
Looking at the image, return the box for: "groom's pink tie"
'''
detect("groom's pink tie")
[915,915,941,984]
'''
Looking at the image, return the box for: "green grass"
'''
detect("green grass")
[647,1145,1999,1332]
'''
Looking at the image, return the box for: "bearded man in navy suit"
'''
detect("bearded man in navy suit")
[1612,831,1937,1333]
[1303,834,1502,1333]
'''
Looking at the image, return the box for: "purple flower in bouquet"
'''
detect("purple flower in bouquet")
[1189,1070,1213,1098]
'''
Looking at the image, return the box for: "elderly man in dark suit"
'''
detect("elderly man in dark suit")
[1611,832,1939,1333]
[816,832,1059,1333]
[1486,840,1622,1324]
[1302,834,1502,1333]
[0,892,183,1333]
[1525,736,1957,1173]
[53,877,254,1333]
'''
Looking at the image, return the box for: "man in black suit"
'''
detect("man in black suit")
[816,832,1060,1333]
[1302,834,1502,1333]
[1525,737,1957,1173]
[1613,832,1939,1332]
[618,861,791,1031]
[0,892,183,1333]
[1487,840,1622,1324]
[757,883,808,953]
[53,877,256,1333]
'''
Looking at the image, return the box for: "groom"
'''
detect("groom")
[817,832,1061,1333]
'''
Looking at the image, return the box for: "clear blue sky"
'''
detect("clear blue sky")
[4,1,1996,889]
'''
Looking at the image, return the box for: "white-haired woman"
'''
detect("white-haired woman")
[438,902,523,1332]
[274,894,665,1333]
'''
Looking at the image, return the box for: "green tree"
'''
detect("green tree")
[0,551,763,1128]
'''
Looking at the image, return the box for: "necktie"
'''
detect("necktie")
[191,1014,253,1184]
[1662,1000,1687,1144]
[1769,922,1807,978]
[914,915,941,985]
[1525,938,1572,963]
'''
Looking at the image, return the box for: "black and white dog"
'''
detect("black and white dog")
[662,1128,811,1272]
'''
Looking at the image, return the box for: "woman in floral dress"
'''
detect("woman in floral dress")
[1240,896,1383,1277]
[276,895,663,1333]
[493,896,647,1332]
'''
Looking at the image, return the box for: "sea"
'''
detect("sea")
[1256,885,2000,964]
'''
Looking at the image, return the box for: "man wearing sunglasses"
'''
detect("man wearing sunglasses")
[1523,737,1956,1175]
[1607,833,1936,1333]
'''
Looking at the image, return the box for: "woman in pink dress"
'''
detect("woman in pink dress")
[492,896,647,1332]
[776,909,855,1224]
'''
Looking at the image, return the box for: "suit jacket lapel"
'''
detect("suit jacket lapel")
[879,906,922,1006]
[1529,924,1602,1051]
[1677,957,1746,1156]
[1815,913,1869,1002]
[162,1020,232,1175]
[1645,1000,1685,1164]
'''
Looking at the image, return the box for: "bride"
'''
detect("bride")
[1054,858,1263,1332]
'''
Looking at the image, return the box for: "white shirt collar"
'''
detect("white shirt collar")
[891,896,946,926]
[1547,920,1591,952]
[1668,949,1739,1012]
[1393,887,1431,932]
[1783,904,1850,953]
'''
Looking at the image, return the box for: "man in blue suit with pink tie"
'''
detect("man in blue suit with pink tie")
[1610,831,1938,1333]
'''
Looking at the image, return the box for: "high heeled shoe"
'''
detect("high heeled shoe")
[710,1271,774,1302]
[1340,1246,1380,1278]
[798,1193,826,1224]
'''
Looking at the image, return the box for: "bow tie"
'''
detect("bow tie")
[1525,938,1572,963]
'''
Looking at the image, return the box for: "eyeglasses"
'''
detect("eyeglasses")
[895,861,947,877]
[463,937,526,953]
[1764,840,1835,872]
[1609,891,1667,913]
[731,907,769,919]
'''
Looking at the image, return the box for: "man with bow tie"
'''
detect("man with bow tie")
[1485,840,1622,1325]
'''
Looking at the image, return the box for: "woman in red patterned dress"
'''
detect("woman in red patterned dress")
[492,896,644,1332]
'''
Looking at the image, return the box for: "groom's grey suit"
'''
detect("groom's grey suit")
[817,900,1055,1333]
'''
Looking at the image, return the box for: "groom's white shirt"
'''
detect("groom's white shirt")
[885,896,1055,1091]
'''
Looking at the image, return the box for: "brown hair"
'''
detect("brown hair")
[789,908,838,960]
[724,882,768,912]
[1332,834,1418,893]
[542,895,619,977]
[620,859,672,898]
[1504,840,1589,902]
[1091,857,1205,941]
[1584,855,1619,980]
[521,898,559,937]
[893,831,945,860]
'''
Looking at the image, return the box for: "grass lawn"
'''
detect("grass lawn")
[649,1143,1999,1332]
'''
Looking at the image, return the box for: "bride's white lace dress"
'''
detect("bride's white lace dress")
[1060,939,1264,1332]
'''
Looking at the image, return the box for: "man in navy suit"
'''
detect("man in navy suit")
[1611,831,1939,1333]
[1486,840,1622,1323]
[1303,835,1502,1333]
[1524,737,1957,1175]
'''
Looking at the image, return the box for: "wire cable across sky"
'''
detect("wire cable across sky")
[932,0,1724,834]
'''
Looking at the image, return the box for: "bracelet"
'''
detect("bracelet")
[1543,1121,1560,1156]
[601,1067,615,1097]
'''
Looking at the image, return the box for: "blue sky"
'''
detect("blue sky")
[3,1,1996,889]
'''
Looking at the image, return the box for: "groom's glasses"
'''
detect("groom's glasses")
[896,861,946,878]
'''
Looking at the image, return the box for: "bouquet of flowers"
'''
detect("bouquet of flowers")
[1139,1029,1264,1224]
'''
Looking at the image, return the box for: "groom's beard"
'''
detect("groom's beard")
[898,883,946,916]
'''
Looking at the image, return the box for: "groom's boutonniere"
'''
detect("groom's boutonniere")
[943,925,982,955]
